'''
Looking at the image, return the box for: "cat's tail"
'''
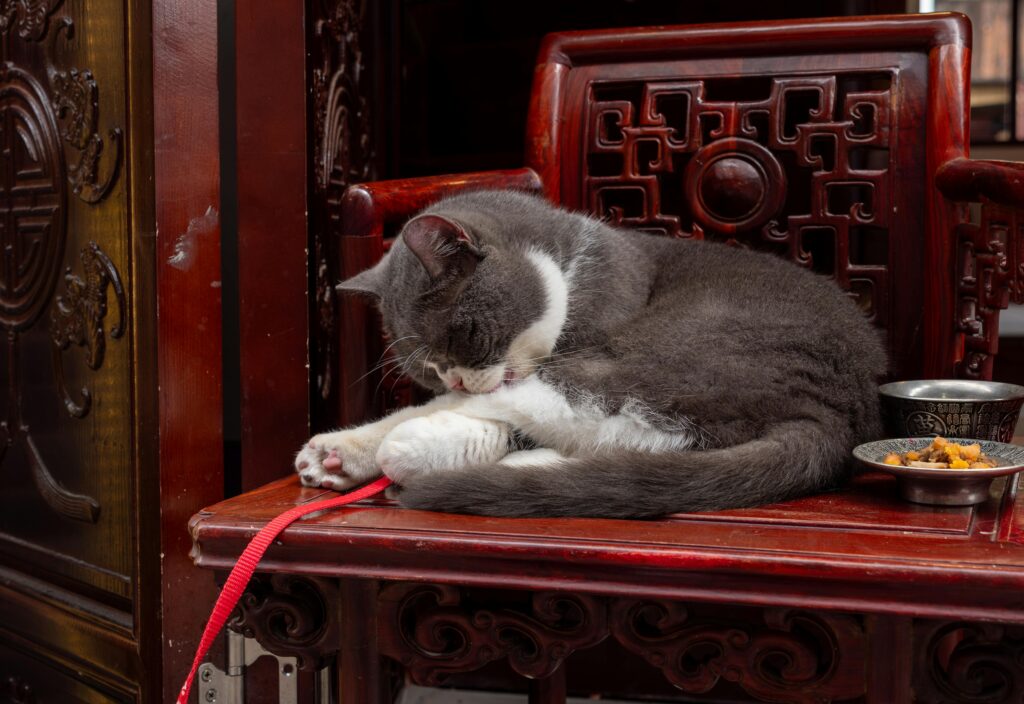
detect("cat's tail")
[395,421,851,518]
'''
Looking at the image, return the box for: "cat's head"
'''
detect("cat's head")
[338,206,568,394]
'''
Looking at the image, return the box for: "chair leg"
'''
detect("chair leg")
[339,578,388,704]
[528,667,566,704]
[865,615,912,703]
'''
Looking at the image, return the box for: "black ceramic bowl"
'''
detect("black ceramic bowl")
[878,380,1024,442]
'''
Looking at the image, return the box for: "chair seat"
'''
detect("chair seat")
[190,470,1024,625]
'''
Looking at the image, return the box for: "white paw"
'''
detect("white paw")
[294,427,385,490]
[376,411,510,484]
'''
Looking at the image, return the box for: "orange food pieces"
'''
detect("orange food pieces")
[883,437,998,470]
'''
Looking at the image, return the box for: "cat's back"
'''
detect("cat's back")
[424,190,599,253]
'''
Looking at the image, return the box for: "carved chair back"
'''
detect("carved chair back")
[337,14,1016,427]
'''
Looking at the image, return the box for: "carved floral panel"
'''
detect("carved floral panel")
[0,0,131,600]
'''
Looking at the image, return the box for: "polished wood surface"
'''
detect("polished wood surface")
[192,472,1024,625]
[235,0,311,492]
[153,0,225,698]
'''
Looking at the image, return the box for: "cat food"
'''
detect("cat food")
[882,436,998,469]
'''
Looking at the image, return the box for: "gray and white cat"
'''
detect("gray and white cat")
[295,190,886,518]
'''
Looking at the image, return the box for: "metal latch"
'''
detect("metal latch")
[197,630,299,704]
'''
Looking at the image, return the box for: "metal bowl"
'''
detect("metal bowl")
[853,437,1024,505]
[878,380,1024,442]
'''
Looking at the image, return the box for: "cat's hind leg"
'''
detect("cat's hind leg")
[376,410,511,485]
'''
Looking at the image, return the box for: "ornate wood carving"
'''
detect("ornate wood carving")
[0,63,66,333]
[0,0,120,522]
[376,585,869,701]
[584,74,892,324]
[312,0,371,194]
[228,574,341,671]
[610,600,866,703]
[51,241,125,418]
[915,620,1024,703]
[310,0,373,412]
[378,584,608,686]
[51,68,123,203]
[956,202,1023,379]
[0,0,58,42]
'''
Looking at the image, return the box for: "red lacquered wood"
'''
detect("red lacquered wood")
[924,24,970,381]
[533,13,971,381]
[338,579,388,704]
[235,0,311,490]
[525,62,569,203]
[937,157,1024,206]
[154,0,224,698]
[529,670,566,704]
[191,473,1024,625]
[865,616,913,703]
[340,168,543,240]
[534,14,970,66]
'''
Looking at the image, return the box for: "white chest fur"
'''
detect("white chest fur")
[457,376,697,455]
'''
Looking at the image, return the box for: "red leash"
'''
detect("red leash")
[176,475,393,704]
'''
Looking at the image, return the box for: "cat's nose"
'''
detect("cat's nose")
[450,375,464,391]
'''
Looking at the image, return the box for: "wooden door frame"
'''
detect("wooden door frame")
[153,0,225,698]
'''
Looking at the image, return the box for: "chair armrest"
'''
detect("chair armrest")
[936,158,1024,378]
[936,157,1024,207]
[340,168,543,241]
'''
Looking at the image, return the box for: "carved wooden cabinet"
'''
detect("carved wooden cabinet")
[0,0,223,701]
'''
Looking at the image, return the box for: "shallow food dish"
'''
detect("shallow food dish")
[853,437,1024,506]
[878,379,1024,442]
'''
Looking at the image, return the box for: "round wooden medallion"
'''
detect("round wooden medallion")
[0,66,67,332]
[684,139,786,234]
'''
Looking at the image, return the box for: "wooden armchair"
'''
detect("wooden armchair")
[191,14,1024,703]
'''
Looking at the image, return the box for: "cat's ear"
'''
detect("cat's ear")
[402,214,483,280]
[336,258,386,299]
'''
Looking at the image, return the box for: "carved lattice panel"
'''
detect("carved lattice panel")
[583,73,895,326]
[956,202,1024,380]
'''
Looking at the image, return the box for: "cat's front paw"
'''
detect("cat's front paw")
[294,428,384,490]
[377,411,510,485]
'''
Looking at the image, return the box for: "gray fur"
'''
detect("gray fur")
[345,189,887,517]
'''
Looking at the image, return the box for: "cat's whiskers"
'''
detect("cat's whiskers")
[350,335,424,387]
[399,344,430,376]
[380,334,421,358]
[371,344,430,399]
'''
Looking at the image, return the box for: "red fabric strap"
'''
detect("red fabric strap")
[177,475,394,704]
